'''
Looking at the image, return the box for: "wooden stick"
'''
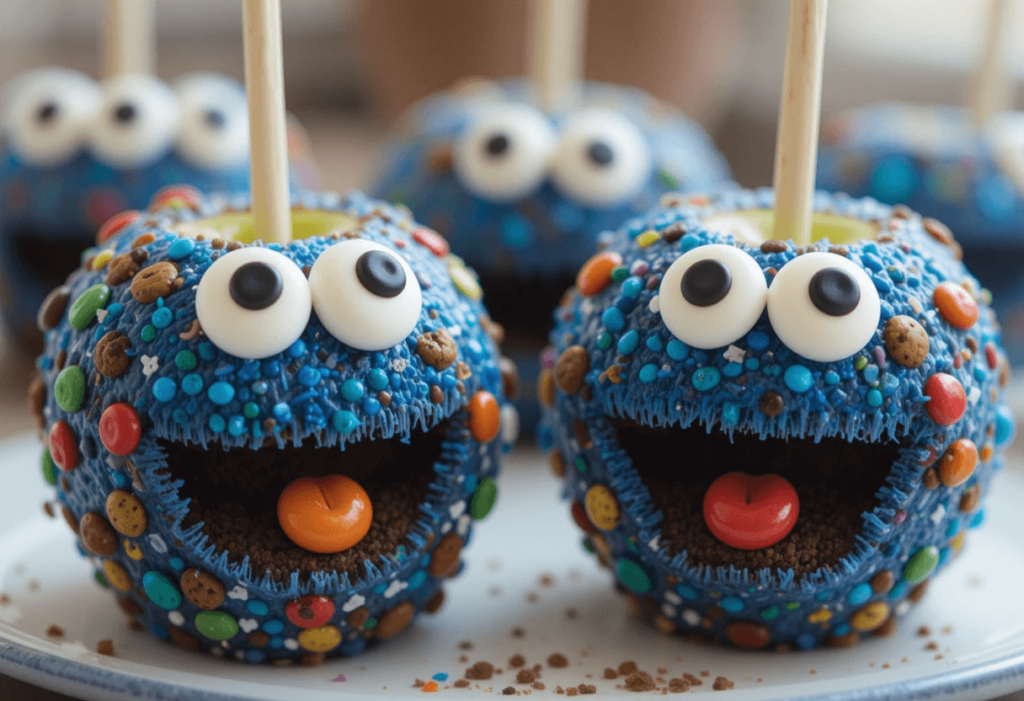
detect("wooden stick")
[772,0,828,246]
[971,0,1010,126]
[242,0,292,244]
[103,0,155,77]
[530,0,587,111]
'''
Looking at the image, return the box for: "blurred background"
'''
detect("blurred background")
[1,1,1023,698]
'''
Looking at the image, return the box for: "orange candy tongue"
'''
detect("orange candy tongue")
[277,475,373,553]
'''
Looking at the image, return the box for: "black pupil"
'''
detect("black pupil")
[587,141,614,167]
[680,259,732,307]
[484,134,509,157]
[114,103,136,124]
[809,267,860,317]
[229,261,283,311]
[356,250,406,298]
[204,109,226,129]
[36,102,59,124]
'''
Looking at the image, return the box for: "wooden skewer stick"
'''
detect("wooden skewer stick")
[530,0,587,111]
[772,0,828,247]
[971,0,1010,126]
[242,0,292,245]
[103,0,155,77]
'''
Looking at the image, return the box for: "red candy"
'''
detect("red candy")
[96,211,142,244]
[571,501,597,534]
[411,227,449,258]
[286,595,336,629]
[924,373,967,426]
[933,282,979,330]
[48,421,78,471]
[703,472,799,551]
[99,403,142,456]
[985,343,999,370]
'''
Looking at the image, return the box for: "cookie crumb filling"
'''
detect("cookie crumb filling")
[161,417,454,584]
[614,419,902,577]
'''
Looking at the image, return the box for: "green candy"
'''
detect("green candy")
[54,366,86,412]
[41,449,57,486]
[904,545,940,584]
[616,558,651,594]
[195,610,239,641]
[175,350,197,371]
[68,284,110,330]
[470,477,497,520]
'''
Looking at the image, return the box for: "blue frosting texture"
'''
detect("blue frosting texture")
[34,189,513,663]
[539,188,1014,650]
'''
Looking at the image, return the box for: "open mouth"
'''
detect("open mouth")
[475,270,577,347]
[611,417,907,578]
[147,413,462,586]
[10,226,93,291]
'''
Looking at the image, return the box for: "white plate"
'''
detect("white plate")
[1,431,1024,701]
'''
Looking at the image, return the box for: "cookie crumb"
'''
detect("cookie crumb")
[414,679,426,688]
[699,671,710,678]
[46,625,65,638]
[556,686,565,695]
[517,670,536,684]
[465,661,495,680]
[883,663,891,669]
[566,687,579,697]
[532,682,546,691]
[712,677,734,691]
[925,642,939,651]
[510,654,526,668]
[503,686,516,695]
[618,661,638,675]
[668,679,691,693]
[526,592,539,604]
[942,626,953,634]
[548,653,569,668]
[624,671,656,692]
[578,684,597,695]
[540,574,555,587]
[96,639,114,656]
[566,608,579,620]
[917,626,931,637]
[454,680,470,688]
[459,640,474,650]
[682,674,702,687]
[935,654,945,660]
[512,627,526,638]
[0,594,10,605]
[603,668,618,680]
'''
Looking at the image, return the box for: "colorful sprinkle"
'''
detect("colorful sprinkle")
[576,252,622,296]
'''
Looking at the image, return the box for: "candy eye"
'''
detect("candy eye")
[174,73,249,170]
[658,244,767,349]
[551,108,651,207]
[767,251,881,362]
[195,247,311,359]
[3,68,100,166]
[309,240,423,351]
[452,103,556,201]
[88,74,179,168]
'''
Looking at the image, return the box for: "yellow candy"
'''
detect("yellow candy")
[124,540,144,560]
[103,560,133,592]
[636,231,660,248]
[92,251,113,270]
[585,484,619,531]
[850,602,890,632]
[807,607,832,624]
[297,625,342,653]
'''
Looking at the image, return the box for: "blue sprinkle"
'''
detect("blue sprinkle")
[621,277,643,299]
[111,471,130,488]
[645,336,663,353]
[432,673,448,682]
[298,366,321,387]
[342,378,365,401]
[262,619,284,635]
[996,406,1015,446]
[692,366,721,391]
[198,342,216,361]
[169,556,185,571]
[888,580,907,599]
[168,237,196,260]
[815,590,830,601]
[152,377,177,402]
[172,408,188,425]
[596,332,612,350]
[332,410,360,433]
[867,388,883,407]
[833,623,851,637]
[617,330,639,355]
[408,570,428,590]
[639,364,658,383]
[722,362,743,378]
[970,510,985,529]
[862,364,880,383]
[677,584,699,601]
[847,583,872,605]
[152,307,173,329]
[747,330,770,351]
[939,546,953,566]
[287,339,307,359]
[368,368,389,391]
[228,416,246,436]
[666,339,689,361]
[722,402,740,425]
[678,234,701,252]
[181,373,203,396]
[602,307,626,332]
[363,397,382,415]
[720,596,744,613]
[268,636,283,649]
[105,303,123,321]
[209,414,226,433]
[264,360,281,377]
[825,370,840,385]
[273,403,292,423]
[247,600,270,616]
[245,650,266,664]
[795,633,817,650]
[208,381,236,405]
[500,212,533,249]
[945,518,960,538]
[783,365,813,393]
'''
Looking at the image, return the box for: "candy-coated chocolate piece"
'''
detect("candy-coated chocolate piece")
[933,282,979,330]
[277,475,372,554]
[703,472,800,550]
[924,373,967,426]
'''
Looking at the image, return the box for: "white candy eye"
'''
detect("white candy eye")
[452,103,556,201]
[767,252,881,362]
[174,73,249,170]
[309,240,422,351]
[551,108,651,207]
[659,244,767,349]
[3,69,100,167]
[195,247,311,359]
[88,74,179,168]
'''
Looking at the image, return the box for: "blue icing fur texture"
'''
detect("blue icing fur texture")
[540,188,1015,650]
[34,189,513,663]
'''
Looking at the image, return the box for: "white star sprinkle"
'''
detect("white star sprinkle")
[141,355,159,377]
[723,345,746,364]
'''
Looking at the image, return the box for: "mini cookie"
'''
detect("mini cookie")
[371,78,732,433]
[817,103,1024,365]
[540,188,1015,651]
[0,69,320,355]
[34,190,514,664]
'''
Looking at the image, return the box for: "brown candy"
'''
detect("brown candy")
[417,329,458,370]
[429,533,463,577]
[131,262,181,304]
[499,356,519,399]
[105,490,147,536]
[376,601,415,639]
[94,331,133,378]
[760,240,789,254]
[180,569,226,610]
[959,484,981,513]
[555,346,589,394]
[759,391,784,417]
[870,569,894,593]
[348,607,370,629]
[27,376,46,428]
[61,506,79,534]
[884,316,929,368]
[79,512,119,556]
[37,286,71,332]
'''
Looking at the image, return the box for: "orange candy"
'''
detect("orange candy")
[938,439,978,487]
[96,210,142,244]
[468,390,500,443]
[576,252,622,296]
[277,475,372,553]
[933,282,979,330]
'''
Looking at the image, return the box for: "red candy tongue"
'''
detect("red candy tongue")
[702,472,800,551]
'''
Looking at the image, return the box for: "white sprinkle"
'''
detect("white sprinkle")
[284,638,299,651]
[968,387,982,404]
[930,504,947,526]
[168,610,185,626]
[723,345,746,364]
[500,405,520,445]
[384,580,408,599]
[449,501,466,519]
[682,609,701,626]
[148,534,167,553]
[342,594,365,613]
[664,591,683,606]
[227,585,248,601]
[234,650,246,661]
[908,296,923,315]
[647,536,661,552]
[662,603,677,618]
[440,522,452,535]
[895,600,911,616]
[238,618,258,633]
[141,355,159,377]
[457,514,472,537]
[96,309,108,323]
